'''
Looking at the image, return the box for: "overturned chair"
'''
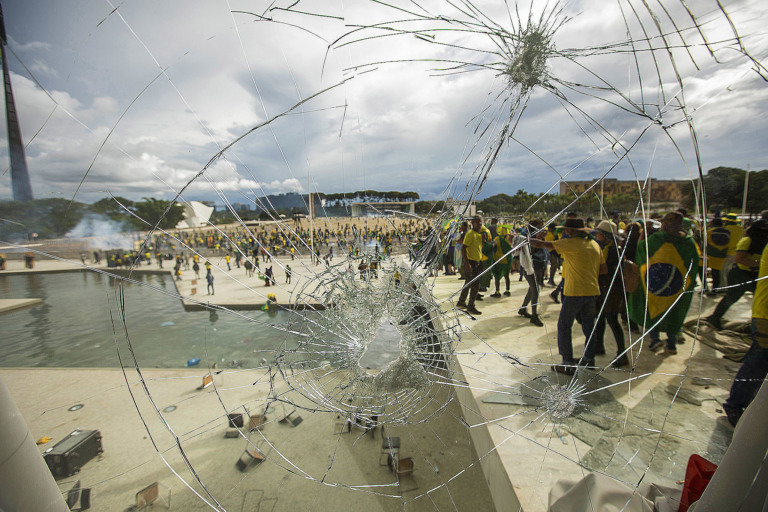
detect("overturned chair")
[236,448,266,472]
[277,404,303,427]
[225,408,267,438]
[66,480,91,511]
[129,481,171,510]
[379,426,400,466]
[394,456,418,493]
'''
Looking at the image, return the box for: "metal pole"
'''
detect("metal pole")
[647,177,652,211]
[600,175,604,220]
[0,375,68,511]
[308,172,314,264]
[742,164,750,217]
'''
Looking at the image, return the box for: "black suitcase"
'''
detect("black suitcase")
[44,429,103,478]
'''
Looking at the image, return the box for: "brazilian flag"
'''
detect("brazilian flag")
[491,235,512,280]
[629,232,699,333]
[705,226,731,271]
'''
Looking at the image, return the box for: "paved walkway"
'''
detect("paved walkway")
[0,257,494,511]
[0,257,751,511]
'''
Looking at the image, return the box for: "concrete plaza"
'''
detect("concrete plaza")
[0,253,749,511]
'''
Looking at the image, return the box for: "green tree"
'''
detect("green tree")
[210,208,235,224]
[414,200,436,214]
[0,198,86,240]
[681,167,767,214]
[89,196,134,221]
[131,197,185,230]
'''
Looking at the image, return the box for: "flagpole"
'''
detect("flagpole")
[742,164,750,217]
[600,173,604,220]
[308,171,314,264]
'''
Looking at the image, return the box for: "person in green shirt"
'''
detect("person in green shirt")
[490,225,512,298]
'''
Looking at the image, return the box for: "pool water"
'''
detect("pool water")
[0,272,300,368]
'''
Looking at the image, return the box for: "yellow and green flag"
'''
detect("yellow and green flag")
[629,232,699,332]
[705,226,731,271]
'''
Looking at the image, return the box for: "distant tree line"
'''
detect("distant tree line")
[415,167,767,219]
[2,169,761,240]
[681,166,768,214]
[320,190,419,207]
[0,197,184,240]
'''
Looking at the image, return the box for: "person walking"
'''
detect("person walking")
[206,269,214,295]
[592,220,630,367]
[706,219,768,329]
[456,216,487,316]
[517,222,546,327]
[629,212,699,355]
[531,217,606,374]
[490,226,512,298]
[722,241,768,426]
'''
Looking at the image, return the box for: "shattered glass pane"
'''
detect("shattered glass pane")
[0,0,766,510]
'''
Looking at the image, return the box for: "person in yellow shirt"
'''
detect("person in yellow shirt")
[457,216,487,316]
[707,220,768,329]
[531,218,607,374]
[723,241,768,426]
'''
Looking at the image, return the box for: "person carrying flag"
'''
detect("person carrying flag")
[704,216,732,293]
[629,212,699,355]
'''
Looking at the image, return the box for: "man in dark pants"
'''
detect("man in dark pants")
[723,242,768,427]
[532,218,606,374]
[457,216,486,317]
[706,220,768,329]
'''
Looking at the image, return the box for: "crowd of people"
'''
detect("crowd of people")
[443,210,768,425]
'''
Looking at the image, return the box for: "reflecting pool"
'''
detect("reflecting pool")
[0,272,298,368]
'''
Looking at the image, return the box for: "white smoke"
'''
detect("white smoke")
[66,213,136,250]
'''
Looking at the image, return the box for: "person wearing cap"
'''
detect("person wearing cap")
[457,216,487,316]
[722,242,768,426]
[629,212,699,355]
[549,212,580,303]
[531,218,607,374]
[706,219,768,329]
[592,220,630,368]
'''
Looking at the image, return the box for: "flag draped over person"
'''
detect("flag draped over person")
[706,224,732,272]
[629,228,699,333]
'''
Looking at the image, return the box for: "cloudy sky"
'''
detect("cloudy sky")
[1,0,767,206]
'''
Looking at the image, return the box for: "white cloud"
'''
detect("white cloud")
[1,0,766,207]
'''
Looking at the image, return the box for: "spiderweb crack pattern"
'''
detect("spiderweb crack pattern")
[1,0,766,510]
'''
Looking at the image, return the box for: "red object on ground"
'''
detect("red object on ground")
[679,454,718,512]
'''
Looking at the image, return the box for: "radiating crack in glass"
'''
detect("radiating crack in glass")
[1,0,766,510]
